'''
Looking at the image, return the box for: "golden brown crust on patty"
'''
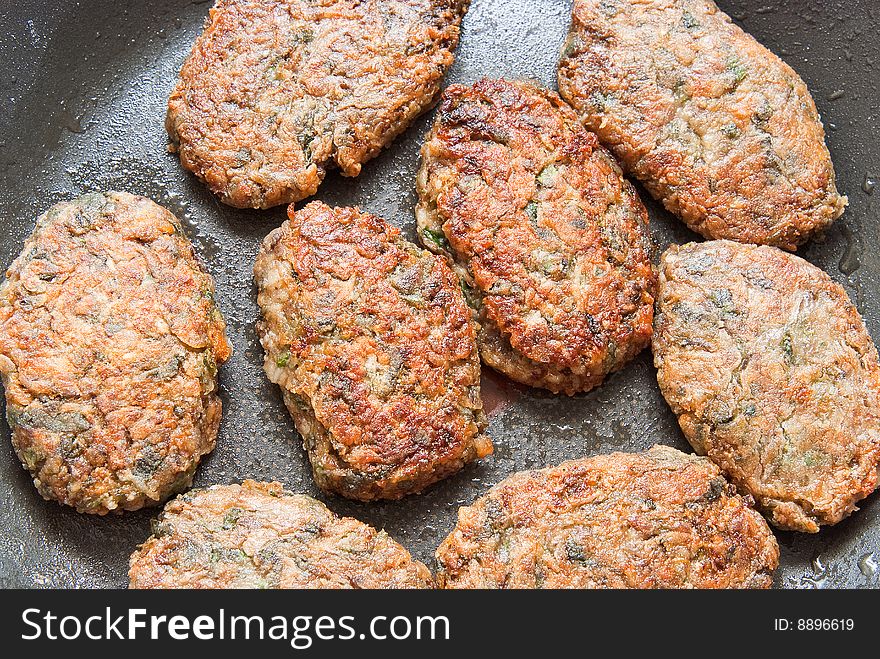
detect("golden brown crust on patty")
[653,240,880,532]
[168,0,469,209]
[129,480,434,588]
[254,201,491,501]
[0,192,231,514]
[435,445,779,588]
[557,0,846,250]
[416,78,656,395]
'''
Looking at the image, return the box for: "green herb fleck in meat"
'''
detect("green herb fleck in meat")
[297,128,315,162]
[134,447,164,479]
[8,407,90,434]
[565,538,590,564]
[753,102,774,126]
[803,451,825,467]
[291,28,314,45]
[589,90,609,112]
[234,148,251,167]
[422,227,448,250]
[781,333,794,362]
[682,11,699,30]
[60,436,83,459]
[147,355,182,380]
[727,57,748,84]
[560,35,580,59]
[537,164,558,187]
[709,289,737,316]
[221,508,243,530]
[721,123,741,139]
[19,447,45,471]
[460,281,481,311]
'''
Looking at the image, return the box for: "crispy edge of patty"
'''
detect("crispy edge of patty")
[129,480,435,588]
[652,240,880,532]
[167,0,470,209]
[557,0,847,250]
[254,201,491,501]
[415,77,656,395]
[435,445,779,589]
[0,192,231,514]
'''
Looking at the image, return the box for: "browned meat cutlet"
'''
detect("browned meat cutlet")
[416,78,657,395]
[0,192,231,514]
[435,445,779,588]
[129,480,434,588]
[557,0,847,250]
[653,240,880,532]
[167,0,469,209]
[254,201,491,501]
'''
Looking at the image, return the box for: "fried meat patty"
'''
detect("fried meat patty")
[0,192,231,514]
[416,78,656,395]
[129,480,433,588]
[435,445,778,588]
[168,0,469,209]
[557,0,847,250]
[653,240,880,532]
[254,201,491,501]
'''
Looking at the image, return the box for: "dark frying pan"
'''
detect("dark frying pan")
[0,0,877,589]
